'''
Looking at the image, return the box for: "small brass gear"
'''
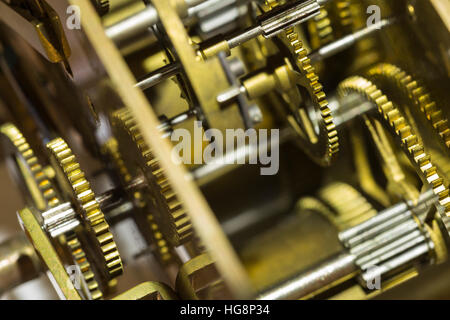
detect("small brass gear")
[66,234,103,300]
[334,0,354,34]
[267,0,339,166]
[366,63,450,152]
[317,182,377,230]
[111,108,193,246]
[47,138,123,279]
[338,76,450,235]
[0,123,59,210]
[308,7,334,49]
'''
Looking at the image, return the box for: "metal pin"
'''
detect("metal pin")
[309,18,397,63]
[135,62,181,90]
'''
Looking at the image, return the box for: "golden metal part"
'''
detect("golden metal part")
[317,182,377,230]
[152,0,243,132]
[74,0,253,298]
[111,108,193,246]
[18,207,82,300]
[334,0,354,34]
[267,0,339,166]
[66,234,103,300]
[0,123,59,210]
[113,282,177,300]
[338,76,450,235]
[284,29,340,166]
[176,253,230,300]
[308,7,334,49]
[0,234,42,295]
[102,138,173,265]
[0,0,449,301]
[90,0,110,16]
[366,63,450,153]
[0,0,71,64]
[364,116,420,204]
[307,0,355,51]
[47,138,123,279]
[350,127,392,207]
[425,220,448,264]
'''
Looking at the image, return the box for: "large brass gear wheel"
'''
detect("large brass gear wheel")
[366,63,450,153]
[267,0,339,166]
[47,138,123,280]
[338,76,450,236]
[102,138,173,265]
[111,108,193,247]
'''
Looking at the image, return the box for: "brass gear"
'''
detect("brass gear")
[317,182,377,230]
[102,138,173,264]
[366,63,450,153]
[338,76,450,236]
[111,108,193,246]
[47,138,123,279]
[307,7,334,49]
[284,29,340,166]
[307,0,353,50]
[66,234,103,300]
[267,0,339,166]
[334,0,354,34]
[0,123,59,210]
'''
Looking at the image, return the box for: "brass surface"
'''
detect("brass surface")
[0,0,448,301]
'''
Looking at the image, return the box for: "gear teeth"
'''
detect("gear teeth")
[67,234,103,300]
[104,136,172,264]
[367,63,450,153]
[308,7,334,49]
[1,124,60,209]
[47,138,123,279]
[318,182,377,230]
[338,76,450,237]
[288,35,340,161]
[336,0,353,29]
[104,139,172,264]
[112,108,193,246]
[267,0,339,165]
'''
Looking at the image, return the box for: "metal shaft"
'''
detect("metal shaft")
[226,0,322,49]
[258,252,357,300]
[135,62,181,90]
[106,0,231,45]
[106,5,159,45]
[309,18,396,63]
